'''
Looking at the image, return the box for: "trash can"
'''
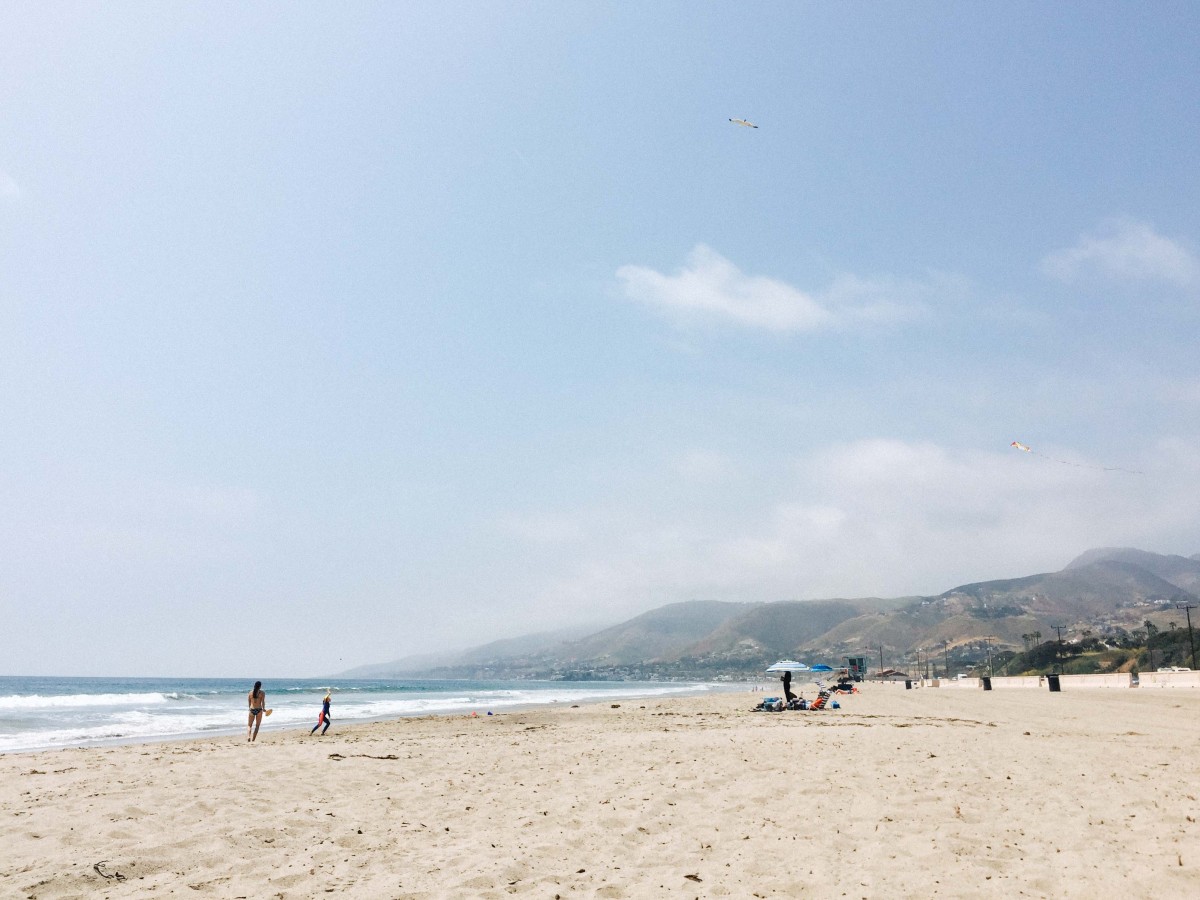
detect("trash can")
[1047,674,1061,692]
[981,676,992,691]
[905,679,912,690]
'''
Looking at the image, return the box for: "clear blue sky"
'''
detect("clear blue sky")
[3,3,1198,676]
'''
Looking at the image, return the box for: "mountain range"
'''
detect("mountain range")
[340,547,1200,679]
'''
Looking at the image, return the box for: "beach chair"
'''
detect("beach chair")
[809,690,831,711]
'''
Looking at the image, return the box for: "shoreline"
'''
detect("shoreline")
[0,677,742,757]
[5,685,1199,898]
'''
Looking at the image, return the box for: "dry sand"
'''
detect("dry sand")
[3,684,1199,899]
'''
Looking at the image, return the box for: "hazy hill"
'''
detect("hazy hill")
[341,624,600,678]
[943,560,1195,621]
[337,548,1200,678]
[1064,547,1200,592]
[794,558,1192,664]
[678,599,895,665]
[548,600,753,666]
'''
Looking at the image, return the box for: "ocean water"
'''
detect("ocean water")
[0,676,722,755]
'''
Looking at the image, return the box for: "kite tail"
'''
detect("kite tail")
[1010,440,1142,475]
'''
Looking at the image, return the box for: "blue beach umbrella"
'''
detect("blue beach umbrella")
[809,664,834,672]
[765,660,811,674]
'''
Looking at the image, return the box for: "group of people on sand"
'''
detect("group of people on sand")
[778,671,812,709]
[777,670,858,699]
[245,682,332,742]
[751,669,849,711]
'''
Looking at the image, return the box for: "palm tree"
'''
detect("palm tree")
[1021,633,1031,652]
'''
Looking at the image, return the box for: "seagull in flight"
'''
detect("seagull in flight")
[729,118,758,129]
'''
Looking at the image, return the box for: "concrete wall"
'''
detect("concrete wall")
[873,679,932,689]
[988,676,1045,689]
[872,671,1200,689]
[938,677,982,689]
[1137,670,1200,688]
[1059,673,1131,689]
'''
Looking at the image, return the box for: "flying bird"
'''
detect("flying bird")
[729,118,758,129]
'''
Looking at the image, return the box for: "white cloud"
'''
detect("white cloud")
[1041,219,1199,287]
[617,245,832,332]
[822,272,950,326]
[616,245,930,333]
[503,437,1200,623]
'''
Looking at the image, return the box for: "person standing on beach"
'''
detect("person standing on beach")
[781,670,796,704]
[310,692,332,736]
[247,681,266,742]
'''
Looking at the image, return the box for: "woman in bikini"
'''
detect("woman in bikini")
[247,681,266,742]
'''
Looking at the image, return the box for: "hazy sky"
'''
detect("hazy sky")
[3,3,1198,677]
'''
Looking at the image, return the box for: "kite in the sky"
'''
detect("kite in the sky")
[729,118,758,128]
[1010,441,1142,474]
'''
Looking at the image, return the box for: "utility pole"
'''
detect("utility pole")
[1178,604,1199,671]
[879,645,884,673]
[1052,624,1065,674]
[942,640,950,679]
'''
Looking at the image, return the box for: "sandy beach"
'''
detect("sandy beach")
[3,684,1198,899]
